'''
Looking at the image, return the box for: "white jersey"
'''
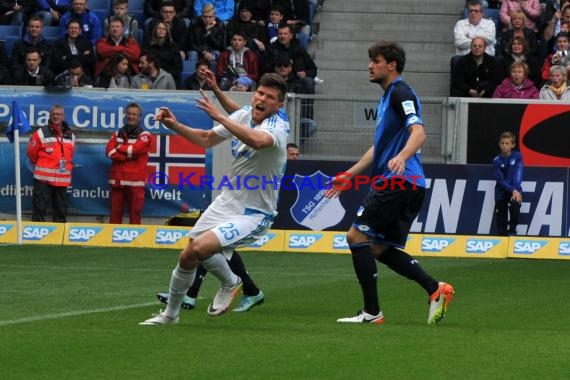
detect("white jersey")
[212,106,290,217]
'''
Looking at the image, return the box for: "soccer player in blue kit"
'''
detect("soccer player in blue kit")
[326,41,455,325]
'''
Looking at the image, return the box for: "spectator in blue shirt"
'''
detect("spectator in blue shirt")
[59,0,103,45]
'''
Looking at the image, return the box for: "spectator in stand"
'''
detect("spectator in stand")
[264,24,317,91]
[229,75,254,91]
[454,0,496,57]
[273,0,311,46]
[32,0,70,27]
[95,16,141,78]
[499,36,541,88]
[183,57,212,90]
[543,0,570,53]
[499,0,542,33]
[451,36,500,97]
[106,102,151,225]
[0,41,9,84]
[11,16,51,73]
[12,48,55,86]
[541,31,570,81]
[216,29,259,90]
[146,1,187,59]
[53,57,93,86]
[496,11,538,58]
[130,50,176,89]
[238,0,271,23]
[266,4,285,45]
[286,142,300,160]
[0,0,31,25]
[104,0,139,41]
[493,61,539,99]
[145,20,183,88]
[143,0,194,22]
[225,2,267,54]
[59,0,103,45]
[94,52,131,88]
[186,3,226,69]
[50,18,96,77]
[27,104,75,222]
[273,53,315,138]
[194,0,234,23]
[539,64,570,100]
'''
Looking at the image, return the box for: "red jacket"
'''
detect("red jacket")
[216,48,260,83]
[27,122,76,187]
[106,125,152,187]
[95,36,141,77]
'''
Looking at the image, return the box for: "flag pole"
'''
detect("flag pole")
[14,128,23,244]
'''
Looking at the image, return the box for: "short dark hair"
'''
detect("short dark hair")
[126,102,142,115]
[69,58,83,70]
[108,15,124,25]
[368,41,406,73]
[499,131,516,142]
[286,142,299,149]
[258,73,287,102]
[140,51,160,69]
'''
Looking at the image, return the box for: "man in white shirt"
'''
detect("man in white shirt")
[140,73,289,325]
[454,0,496,56]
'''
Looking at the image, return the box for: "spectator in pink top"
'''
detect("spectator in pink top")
[493,61,539,99]
[500,0,542,33]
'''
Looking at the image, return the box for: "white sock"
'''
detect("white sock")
[201,254,239,287]
[164,264,196,318]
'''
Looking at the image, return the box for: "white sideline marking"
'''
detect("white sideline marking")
[0,302,156,327]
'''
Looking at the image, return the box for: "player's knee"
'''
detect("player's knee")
[346,227,366,245]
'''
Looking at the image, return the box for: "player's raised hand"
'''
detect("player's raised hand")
[196,89,223,122]
[202,68,220,91]
[155,107,177,129]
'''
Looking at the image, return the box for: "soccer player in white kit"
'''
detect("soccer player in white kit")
[140,73,289,325]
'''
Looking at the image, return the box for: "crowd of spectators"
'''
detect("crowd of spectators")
[452,0,570,100]
[0,0,322,95]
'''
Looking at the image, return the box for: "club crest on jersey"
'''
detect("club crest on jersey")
[290,171,345,230]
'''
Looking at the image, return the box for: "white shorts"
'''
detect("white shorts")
[188,206,273,258]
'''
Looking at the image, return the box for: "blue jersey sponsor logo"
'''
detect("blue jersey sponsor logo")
[69,227,103,242]
[23,226,57,240]
[288,234,322,248]
[155,229,187,245]
[421,237,455,252]
[112,228,147,243]
[466,239,500,254]
[513,240,548,254]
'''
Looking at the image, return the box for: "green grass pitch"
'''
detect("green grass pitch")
[1,245,569,379]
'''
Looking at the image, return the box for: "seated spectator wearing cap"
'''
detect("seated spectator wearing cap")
[216,30,259,90]
[225,2,267,54]
[229,75,254,91]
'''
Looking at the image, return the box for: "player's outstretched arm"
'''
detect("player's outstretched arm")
[203,68,240,114]
[155,107,225,148]
[325,146,374,198]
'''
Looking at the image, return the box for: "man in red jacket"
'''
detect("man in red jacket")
[27,104,76,222]
[106,103,151,224]
[95,16,141,78]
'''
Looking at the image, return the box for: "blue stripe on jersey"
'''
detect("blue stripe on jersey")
[372,77,426,188]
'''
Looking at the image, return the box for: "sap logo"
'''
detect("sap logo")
[155,229,187,245]
[333,235,349,249]
[289,234,322,248]
[112,228,146,243]
[23,226,56,240]
[0,224,13,236]
[250,233,276,248]
[558,242,570,256]
[513,240,548,254]
[69,227,102,242]
[466,239,500,254]
[421,238,455,252]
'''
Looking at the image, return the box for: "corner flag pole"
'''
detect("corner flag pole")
[14,128,23,244]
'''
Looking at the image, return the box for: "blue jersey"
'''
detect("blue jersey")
[371,77,426,188]
[492,151,523,201]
